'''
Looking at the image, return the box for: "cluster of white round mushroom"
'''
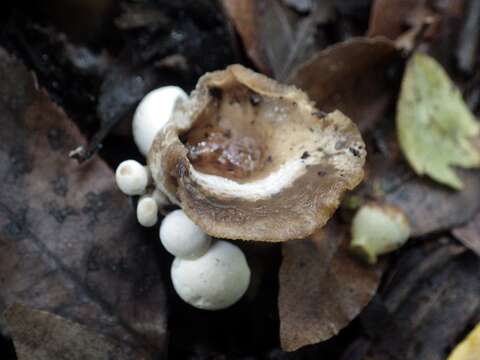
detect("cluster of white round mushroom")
[114,86,251,310]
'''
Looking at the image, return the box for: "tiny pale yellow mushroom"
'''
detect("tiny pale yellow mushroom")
[350,203,411,264]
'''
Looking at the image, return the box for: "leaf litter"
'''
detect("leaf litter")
[0,48,166,359]
[279,217,383,351]
[5,304,137,360]
[3,0,480,358]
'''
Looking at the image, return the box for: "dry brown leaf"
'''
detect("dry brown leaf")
[288,37,399,132]
[384,169,480,236]
[368,0,418,39]
[222,0,267,74]
[368,0,476,75]
[360,241,480,360]
[367,0,437,40]
[0,48,166,358]
[222,0,329,79]
[453,212,480,256]
[5,303,143,360]
[279,218,383,351]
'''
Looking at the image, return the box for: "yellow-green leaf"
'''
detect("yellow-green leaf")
[447,323,480,360]
[397,53,480,189]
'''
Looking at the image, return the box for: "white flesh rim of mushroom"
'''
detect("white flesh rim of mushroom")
[350,203,411,264]
[148,64,366,242]
[133,86,188,156]
[171,240,251,310]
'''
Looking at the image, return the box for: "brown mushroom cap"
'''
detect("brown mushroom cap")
[148,64,365,242]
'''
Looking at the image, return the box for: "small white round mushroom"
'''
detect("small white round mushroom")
[137,195,158,227]
[132,86,188,156]
[115,160,149,195]
[159,209,211,259]
[171,240,251,310]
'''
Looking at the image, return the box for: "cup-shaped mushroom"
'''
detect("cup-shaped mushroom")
[148,65,366,242]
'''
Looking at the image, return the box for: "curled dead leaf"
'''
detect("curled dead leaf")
[288,37,400,132]
[279,217,383,351]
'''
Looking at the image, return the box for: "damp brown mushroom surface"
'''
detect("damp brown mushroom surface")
[148,64,366,242]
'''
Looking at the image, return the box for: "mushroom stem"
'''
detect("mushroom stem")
[136,195,159,227]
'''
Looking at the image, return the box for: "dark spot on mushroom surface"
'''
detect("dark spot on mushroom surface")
[177,160,188,178]
[349,147,360,157]
[318,171,327,176]
[335,140,347,150]
[249,92,262,106]
[312,110,328,118]
[301,151,310,160]
[267,155,273,163]
[208,87,222,100]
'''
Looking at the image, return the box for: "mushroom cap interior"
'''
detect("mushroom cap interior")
[149,64,366,242]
